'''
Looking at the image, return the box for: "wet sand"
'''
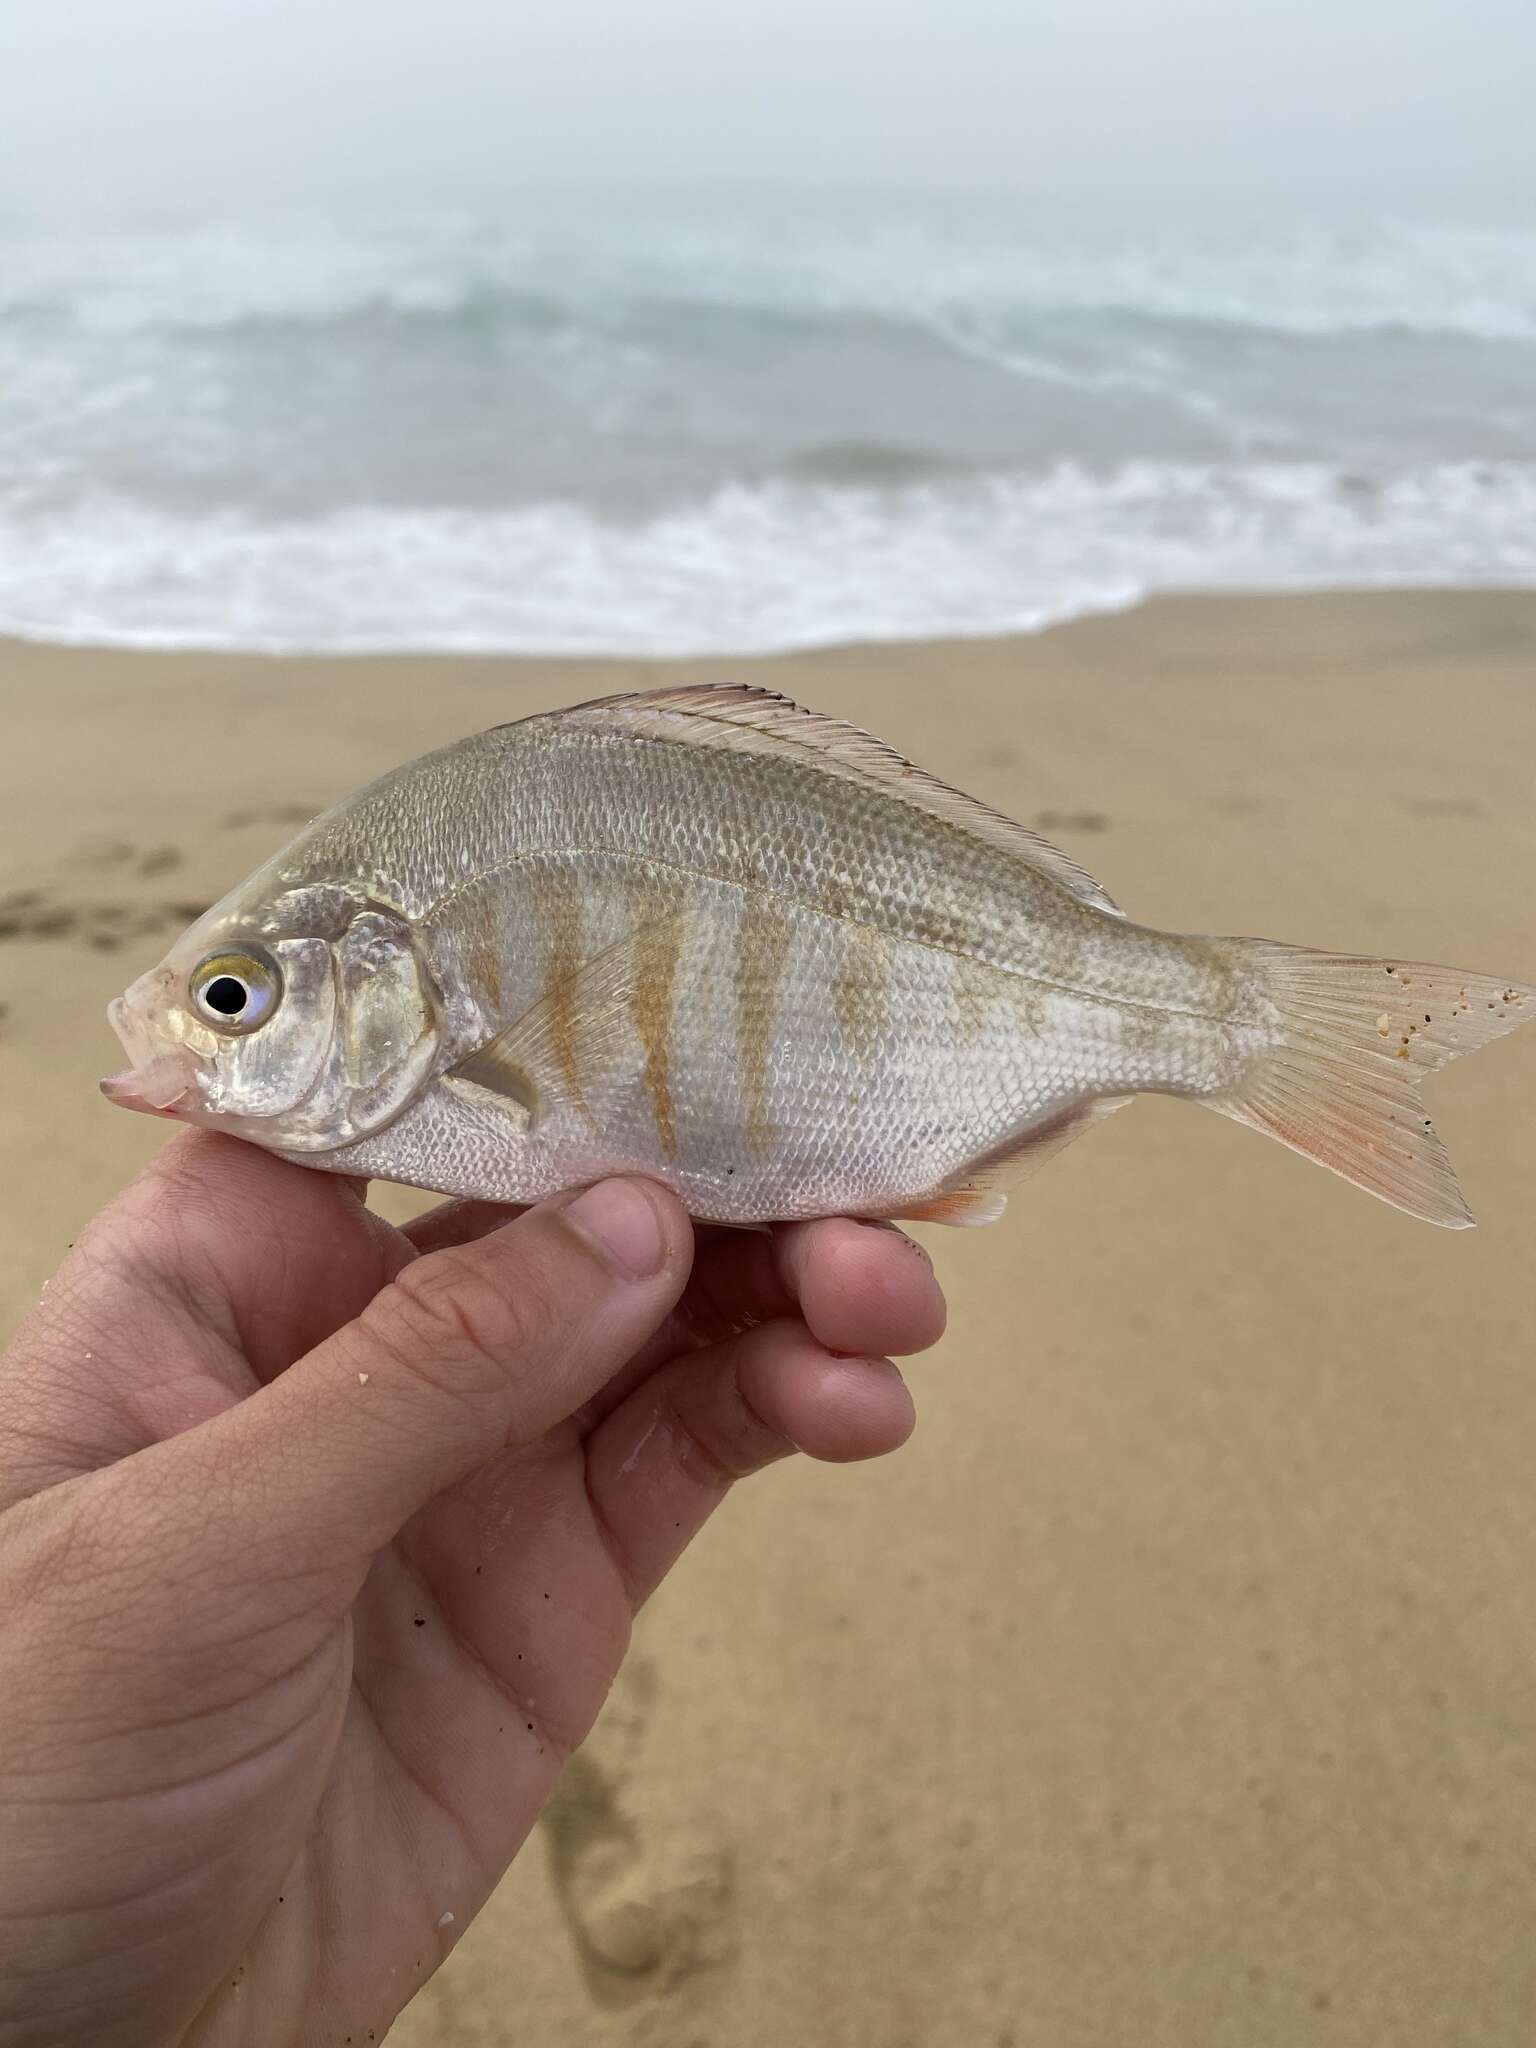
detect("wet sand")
[3,589,1536,2045]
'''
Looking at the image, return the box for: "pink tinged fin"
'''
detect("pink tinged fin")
[1208,942,1536,1228]
[524,682,1126,918]
[889,1094,1135,1228]
[894,1185,1010,1227]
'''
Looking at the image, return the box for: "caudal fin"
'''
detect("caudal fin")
[1208,943,1535,1227]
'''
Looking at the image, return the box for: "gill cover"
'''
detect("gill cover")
[272,909,441,1151]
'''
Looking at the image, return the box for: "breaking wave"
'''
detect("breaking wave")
[3,204,1535,652]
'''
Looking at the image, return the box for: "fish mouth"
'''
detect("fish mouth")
[101,989,204,1119]
[100,1053,200,1118]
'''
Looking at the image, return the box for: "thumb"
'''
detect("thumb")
[179,1177,692,1566]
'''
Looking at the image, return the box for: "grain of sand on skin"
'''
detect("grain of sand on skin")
[3,589,1536,2047]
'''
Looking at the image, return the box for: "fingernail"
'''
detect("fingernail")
[564,1178,668,1279]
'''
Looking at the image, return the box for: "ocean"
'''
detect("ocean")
[3,197,1536,655]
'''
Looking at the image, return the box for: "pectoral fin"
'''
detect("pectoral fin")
[446,916,681,1132]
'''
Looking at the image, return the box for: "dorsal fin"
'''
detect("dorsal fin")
[527,684,1124,919]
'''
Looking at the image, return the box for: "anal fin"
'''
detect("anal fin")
[893,1184,1011,1227]
[888,1094,1133,1228]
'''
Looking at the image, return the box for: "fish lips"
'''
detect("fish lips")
[101,986,206,1119]
[100,1053,201,1118]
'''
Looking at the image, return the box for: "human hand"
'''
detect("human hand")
[0,1134,944,2048]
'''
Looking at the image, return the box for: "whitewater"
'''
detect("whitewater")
[3,200,1535,653]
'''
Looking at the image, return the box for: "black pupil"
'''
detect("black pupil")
[204,975,249,1018]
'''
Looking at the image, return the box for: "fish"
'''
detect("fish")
[103,683,1534,1229]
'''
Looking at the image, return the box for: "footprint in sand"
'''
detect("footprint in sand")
[71,838,185,878]
[542,1657,737,2016]
[0,888,208,953]
[221,803,320,831]
[1033,807,1109,834]
[1403,794,1484,819]
[0,833,213,958]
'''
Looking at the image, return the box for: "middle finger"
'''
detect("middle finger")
[574,1215,946,1432]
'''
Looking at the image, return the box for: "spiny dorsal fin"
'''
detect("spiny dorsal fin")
[533,683,1124,919]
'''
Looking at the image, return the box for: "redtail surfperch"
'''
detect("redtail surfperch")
[103,685,1533,1228]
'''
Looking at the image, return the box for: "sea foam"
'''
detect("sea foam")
[2,206,1534,653]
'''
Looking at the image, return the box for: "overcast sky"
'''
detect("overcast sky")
[1,0,1531,224]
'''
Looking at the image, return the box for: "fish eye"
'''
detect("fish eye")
[188,947,282,1032]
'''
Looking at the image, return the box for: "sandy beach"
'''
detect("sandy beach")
[3,588,1536,2046]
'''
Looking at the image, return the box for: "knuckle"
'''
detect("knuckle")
[663,1396,745,1486]
[664,1342,792,1485]
[365,1242,554,1394]
[2,1482,150,1648]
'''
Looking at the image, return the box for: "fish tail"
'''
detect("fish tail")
[1203,941,1535,1227]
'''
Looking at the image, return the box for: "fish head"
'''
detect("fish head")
[103,878,442,1154]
